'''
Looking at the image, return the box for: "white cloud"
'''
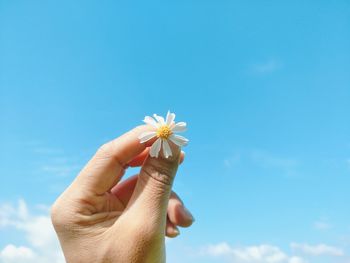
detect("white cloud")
[223,150,298,176]
[0,245,36,263]
[224,153,241,168]
[252,59,282,74]
[32,147,64,155]
[40,163,81,177]
[346,159,350,169]
[206,242,232,256]
[0,200,64,263]
[202,242,307,263]
[313,220,332,230]
[251,150,298,176]
[251,151,298,169]
[290,243,344,257]
[28,142,83,178]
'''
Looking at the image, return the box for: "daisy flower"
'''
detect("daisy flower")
[138,111,189,158]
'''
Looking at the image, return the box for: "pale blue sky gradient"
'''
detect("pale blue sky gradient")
[1,1,350,262]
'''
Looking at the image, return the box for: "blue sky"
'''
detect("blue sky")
[1,1,350,262]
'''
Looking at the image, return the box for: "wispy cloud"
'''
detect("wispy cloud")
[29,142,83,178]
[40,162,81,177]
[200,242,347,263]
[224,153,241,169]
[290,243,344,257]
[223,149,299,176]
[0,200,64,263]
[346,159,350,170]
[201,242,306,263]
[251,150,299,177]
[32,147,64,155]
[313,218,332,231]
[251,59,283,75]
[251,150,298,170]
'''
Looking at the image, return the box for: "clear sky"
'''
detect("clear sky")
[1,1,350,263]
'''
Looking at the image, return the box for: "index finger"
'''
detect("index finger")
[74,125,154,195]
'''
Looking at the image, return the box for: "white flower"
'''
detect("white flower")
[138,111,189,158]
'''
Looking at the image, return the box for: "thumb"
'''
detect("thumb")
[126,142,181,230]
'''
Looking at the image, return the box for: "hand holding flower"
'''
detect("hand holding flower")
[51,113,193,263]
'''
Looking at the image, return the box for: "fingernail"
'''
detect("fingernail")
[173,227,180,236]
[183,206,195,222]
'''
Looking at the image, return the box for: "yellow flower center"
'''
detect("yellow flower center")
[157,125,172,139]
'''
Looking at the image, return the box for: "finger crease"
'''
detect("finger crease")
[141,167,173,186]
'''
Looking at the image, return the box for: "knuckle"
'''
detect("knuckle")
[50,198,84,234]
[95,142,122,165]
[96,142,112,158]
[50,194,78,229]
[95,141,125,167]
[50,199,65,227]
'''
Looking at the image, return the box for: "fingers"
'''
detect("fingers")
[138,141,181,190]
[167,192,194,228]
[131,141,180,203]
[111,152,184,205]
[112,174,194,237]
[128,149,185,167]
[166,218,180,238]
[123,142,181,233]
[165,193,195,238]
[127,148,150,167]
[110,175,139,206]
[73,125,154,195]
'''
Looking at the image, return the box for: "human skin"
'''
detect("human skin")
[51,125,194,263]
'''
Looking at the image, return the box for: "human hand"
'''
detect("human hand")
[51,126,194,263]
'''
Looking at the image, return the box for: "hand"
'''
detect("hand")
[51,126,194,263]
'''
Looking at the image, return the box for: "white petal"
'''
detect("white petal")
[153,114,165,125]
[169,134,189,147]
[143,116,159,128]
[138,131,157,143]
[166,111,176,126]
[162,139,172,158]
[171,122,187,132]
[150,138,162,158]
